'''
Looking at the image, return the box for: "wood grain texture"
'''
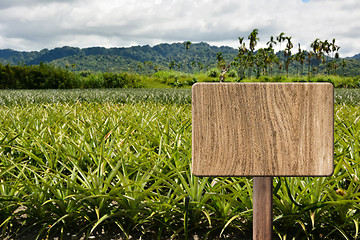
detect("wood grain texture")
[192,83,334,176]
[253,177,273,240]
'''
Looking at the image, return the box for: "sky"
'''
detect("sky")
[0,0,359,57]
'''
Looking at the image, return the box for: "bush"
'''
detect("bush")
[189,77,198,85]
[207,69,219,78]
[227,69,237,78]
[82,74,103,88]
[0,62,78,89]
[0,63,143,89]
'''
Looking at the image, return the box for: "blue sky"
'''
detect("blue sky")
[0,0,359,57]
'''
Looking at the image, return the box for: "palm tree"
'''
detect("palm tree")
[322,40,330,59]
[233,37,248,80]
[284,37,293,77]
[284,56,293,77]
[311,38,323,75]
[169,60,175,70]
[248,29,259,53]
[330,38,340,58]
[311,38,322,61]
[265,37,277,76]
[276,32,287,74]
[184,41,192,50]
[267,48,279,76]
[254,48,265,78]
[284,37,293,56]
[183,41,192,71]
[267,36,277,49]
[256,46,276,77]
[248,29,259,78]
[238,37,246,53]
[306,50,314,76]
[295,44,306,76]
[276,32,286,52]
[320,40,330,74]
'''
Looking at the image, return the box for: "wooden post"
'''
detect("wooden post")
[253,177,273,240]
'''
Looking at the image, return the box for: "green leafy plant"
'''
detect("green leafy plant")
[0,89,360,239]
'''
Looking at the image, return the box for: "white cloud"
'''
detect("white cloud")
[0,0,359,57]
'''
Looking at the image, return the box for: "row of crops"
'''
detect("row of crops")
[0,88,360,239]
[0,88,192,106]
[1,88,360,105]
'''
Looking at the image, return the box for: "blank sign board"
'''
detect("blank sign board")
[192,83,334,177]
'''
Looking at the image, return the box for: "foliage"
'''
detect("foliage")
[241,75,360,88]
[2,41,359,77]
[0,89,360,239]
[1,32,360,88]
[0,62,78,89]
[0,63,142,89]
[207,68,220,78]
[230,29,346,80]
[1,36,360,89]
[2,61,360,90]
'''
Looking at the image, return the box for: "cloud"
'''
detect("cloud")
[0,0,76,10]
[0,0,359,57]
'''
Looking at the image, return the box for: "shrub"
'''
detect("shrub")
[0,62,78,89]
[227,69,237,78]
[207,68,219,78]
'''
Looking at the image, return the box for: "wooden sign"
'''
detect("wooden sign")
[192,82,334,177]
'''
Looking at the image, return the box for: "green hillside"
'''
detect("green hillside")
[0,43,236,74]
[1,41,359,76]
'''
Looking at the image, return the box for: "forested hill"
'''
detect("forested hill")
[0,42,237,73]
[1,42,360,75]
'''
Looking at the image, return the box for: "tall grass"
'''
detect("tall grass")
[0,89,359,239]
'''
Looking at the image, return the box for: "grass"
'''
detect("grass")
[0,88,360,239]
[140,70,360,89]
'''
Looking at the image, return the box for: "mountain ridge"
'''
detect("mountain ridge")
[1,42,359,75]
[0,42,237,73]
[350,53,360,59]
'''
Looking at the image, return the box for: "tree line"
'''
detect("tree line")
[218,29,345,80]
[0,63,141,89]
